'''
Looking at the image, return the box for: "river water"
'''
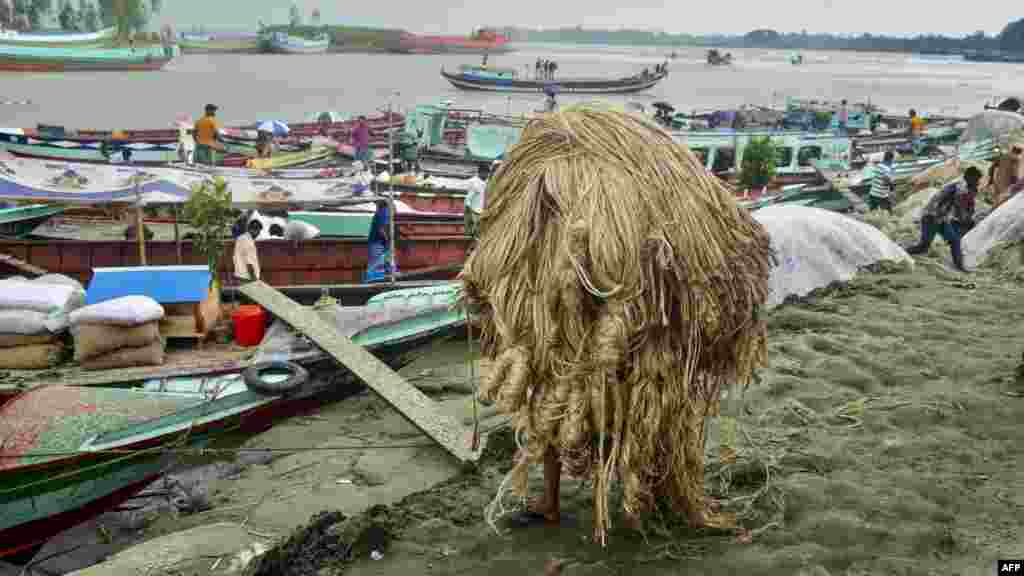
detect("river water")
[0,43,1021,129]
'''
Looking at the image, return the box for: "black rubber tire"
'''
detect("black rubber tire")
[243,361,309,395]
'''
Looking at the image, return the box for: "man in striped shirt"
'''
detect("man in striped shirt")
[867,150,895,213]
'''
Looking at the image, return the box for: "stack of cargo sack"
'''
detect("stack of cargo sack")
[69,295,166,371]
[0,274,86,369]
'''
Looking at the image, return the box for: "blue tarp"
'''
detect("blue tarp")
[86,265,212,305]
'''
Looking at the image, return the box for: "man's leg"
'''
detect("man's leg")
[941,221,966,270]
[528,445,562,522]
[906,216,938,255]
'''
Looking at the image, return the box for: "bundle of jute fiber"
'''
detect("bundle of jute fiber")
[69,296,166,371]
[459,104,774,546]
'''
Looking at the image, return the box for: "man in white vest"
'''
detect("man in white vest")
[464,161,500,238]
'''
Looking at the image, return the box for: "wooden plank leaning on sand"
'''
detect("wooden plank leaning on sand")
[0,252,47,277]
[0,351,253,394]
[239,280,482,464]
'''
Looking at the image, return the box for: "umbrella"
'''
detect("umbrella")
[173,114,193,129]
[257,120,290,137]
[543,84,561,96]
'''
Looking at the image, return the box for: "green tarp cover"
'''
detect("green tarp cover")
[405,105,448,148]
[466,124,521,160]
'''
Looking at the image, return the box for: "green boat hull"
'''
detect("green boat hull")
[0,204,65,238]
[0,283,466,558]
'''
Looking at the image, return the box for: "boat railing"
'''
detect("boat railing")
[443,107,528,127]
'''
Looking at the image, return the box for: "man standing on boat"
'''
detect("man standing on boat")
[351,116,372,172]
[233,216,262,283]
[909,109,926,153]
[464,162,497,238]
[837,100,849,135]
[366,199,398,282]
[193,104,225,166]
[867,150,895,213]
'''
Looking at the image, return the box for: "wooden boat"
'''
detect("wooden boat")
[0,112,403,145]
[673,130,853,187]
[441,64,667,94]
[0,283,467,559]
[0,113,405,166]
[0,44,179,72]
[394,29,513,55]
[740,182,854,213]
[267,32,329,54]
[288,200,465,238]
[0,27,116,47]
[0,204,65,238]
[0,233,470,287]
[178,32,261,53]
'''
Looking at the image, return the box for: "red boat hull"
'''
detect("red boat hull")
[15,112,405,145]
[0,236,471,287]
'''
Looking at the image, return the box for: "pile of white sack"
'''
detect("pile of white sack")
[962,192,1024,270]
[0,274,85,369]
[753,205,914,309]
[69,296,166,371]
[247,210,320,241]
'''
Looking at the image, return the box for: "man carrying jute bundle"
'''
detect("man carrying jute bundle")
[460,105,774,546]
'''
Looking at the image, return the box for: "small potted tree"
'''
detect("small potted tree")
[183,177,236,292]
[739,136,777,197]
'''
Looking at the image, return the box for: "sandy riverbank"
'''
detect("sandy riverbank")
[31,245,1019,576]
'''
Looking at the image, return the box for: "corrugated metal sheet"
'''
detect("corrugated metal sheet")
[85,265,211,305]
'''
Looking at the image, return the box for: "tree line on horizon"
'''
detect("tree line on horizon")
[498,20,1024,53]
[0,0,161,34]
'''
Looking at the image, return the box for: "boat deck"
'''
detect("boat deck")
[0,341,252,398]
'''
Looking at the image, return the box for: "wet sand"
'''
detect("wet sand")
[12,235,1024,575]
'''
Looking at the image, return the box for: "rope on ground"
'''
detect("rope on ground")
[0,421,511,460]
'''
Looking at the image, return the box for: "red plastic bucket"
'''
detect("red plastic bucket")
[232,305,266,347]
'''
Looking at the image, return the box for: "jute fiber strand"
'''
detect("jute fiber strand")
[458,104,774,545]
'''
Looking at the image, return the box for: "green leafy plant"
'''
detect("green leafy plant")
[183,178,235,288]
[739,136,777,190]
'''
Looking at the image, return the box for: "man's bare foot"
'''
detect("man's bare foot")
[543,557,568,575]
[624,511,642,532]
[526,497,560,523]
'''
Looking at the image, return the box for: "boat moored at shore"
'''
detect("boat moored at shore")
[0,43,178,72]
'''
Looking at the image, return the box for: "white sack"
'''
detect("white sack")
[284,220,320,241]
[34,273,85,292]
[69,295,165,326]
[0,278,84,315]
[961,192,1024,269]
[0,309,55,334]
[754,205,914,309]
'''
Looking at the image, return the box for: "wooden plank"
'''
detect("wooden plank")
[239,280,480,464]
[15,355,251,389]
[159,315,207,339]
[0,252,47,277]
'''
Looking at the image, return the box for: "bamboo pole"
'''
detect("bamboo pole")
[134,179,146,265]
[387,94,398,284]
[174,203,182,264]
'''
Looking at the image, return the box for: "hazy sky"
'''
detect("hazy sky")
[153,0,1017,37]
